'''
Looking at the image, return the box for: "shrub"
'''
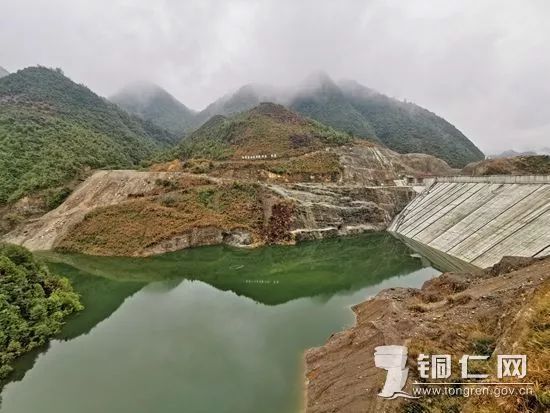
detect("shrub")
[0,243,83,379]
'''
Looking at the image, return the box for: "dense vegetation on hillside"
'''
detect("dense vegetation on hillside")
[0,67,176,204]
[189,75,483,167]
[192,84,276,127]
[175,103,352,160]
[110,82,195,135]
[333,80,484,167]
[290,77,378,141]
[0,243,82,379]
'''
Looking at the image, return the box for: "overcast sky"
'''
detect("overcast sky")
[1,0,549,153]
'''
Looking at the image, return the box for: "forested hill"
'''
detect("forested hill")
[0,67,176,204]
[175,102,351,160]
[289,75,378,142]
[191,75,484,167]
[110,82,196,136]
[325,79,484,168]
[192,84,279,129]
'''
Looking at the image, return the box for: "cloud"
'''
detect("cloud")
[1,0,549,153]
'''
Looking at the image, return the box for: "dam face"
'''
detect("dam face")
[389,175,550,269]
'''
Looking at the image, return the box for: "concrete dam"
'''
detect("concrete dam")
[389,175,550,270]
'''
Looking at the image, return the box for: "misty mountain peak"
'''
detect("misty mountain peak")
[111,81,195,135]
[299,71,338,93]
[189,73,483,166]
[337,79,378,98]
[233,83,280,101]
[0,66,9,78]
[250,102,304,123]
[112,81,178,105]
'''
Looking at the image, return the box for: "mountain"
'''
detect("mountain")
[0,66,8,78]
[289,73,377,140]
[175,102,351,160]
[193,74,484,167]
[0,67,176,204]
[193,84,280,127]
[110,82,195,135]
[333,79,484,167]
[489,149,538,159]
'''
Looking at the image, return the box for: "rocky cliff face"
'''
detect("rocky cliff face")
[170,142,454,187]
[270,183,413,241]
[333,144,456,184]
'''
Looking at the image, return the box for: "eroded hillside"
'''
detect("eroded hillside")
[3,169,414,256]
[463,155,550,176]
[305,256,550,413]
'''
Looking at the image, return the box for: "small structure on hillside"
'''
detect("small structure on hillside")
[241,154,278,160]
[405,175,425,185]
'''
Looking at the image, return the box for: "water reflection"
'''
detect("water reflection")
[43,232,424,304]
[0,233,439,413]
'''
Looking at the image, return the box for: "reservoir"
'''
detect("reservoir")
[0,233,439,413]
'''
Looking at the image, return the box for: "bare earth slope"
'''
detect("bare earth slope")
[170,143,454,186]
[305,256,550,412]
[2,170,216,251]
[463,155,550,176]
[2,169,414,256]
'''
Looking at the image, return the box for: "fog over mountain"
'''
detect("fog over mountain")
[110,82,196,135]
[2,0,550,153]
[111,72,483,166]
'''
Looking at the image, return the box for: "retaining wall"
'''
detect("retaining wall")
[389,175,550,268]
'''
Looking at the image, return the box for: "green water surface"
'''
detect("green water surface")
[0,233,439,413]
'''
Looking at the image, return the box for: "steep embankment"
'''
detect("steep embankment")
[305,256,550,413]
[389,176,550,268]
[2,171,219,253]
[2,169,414,256]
